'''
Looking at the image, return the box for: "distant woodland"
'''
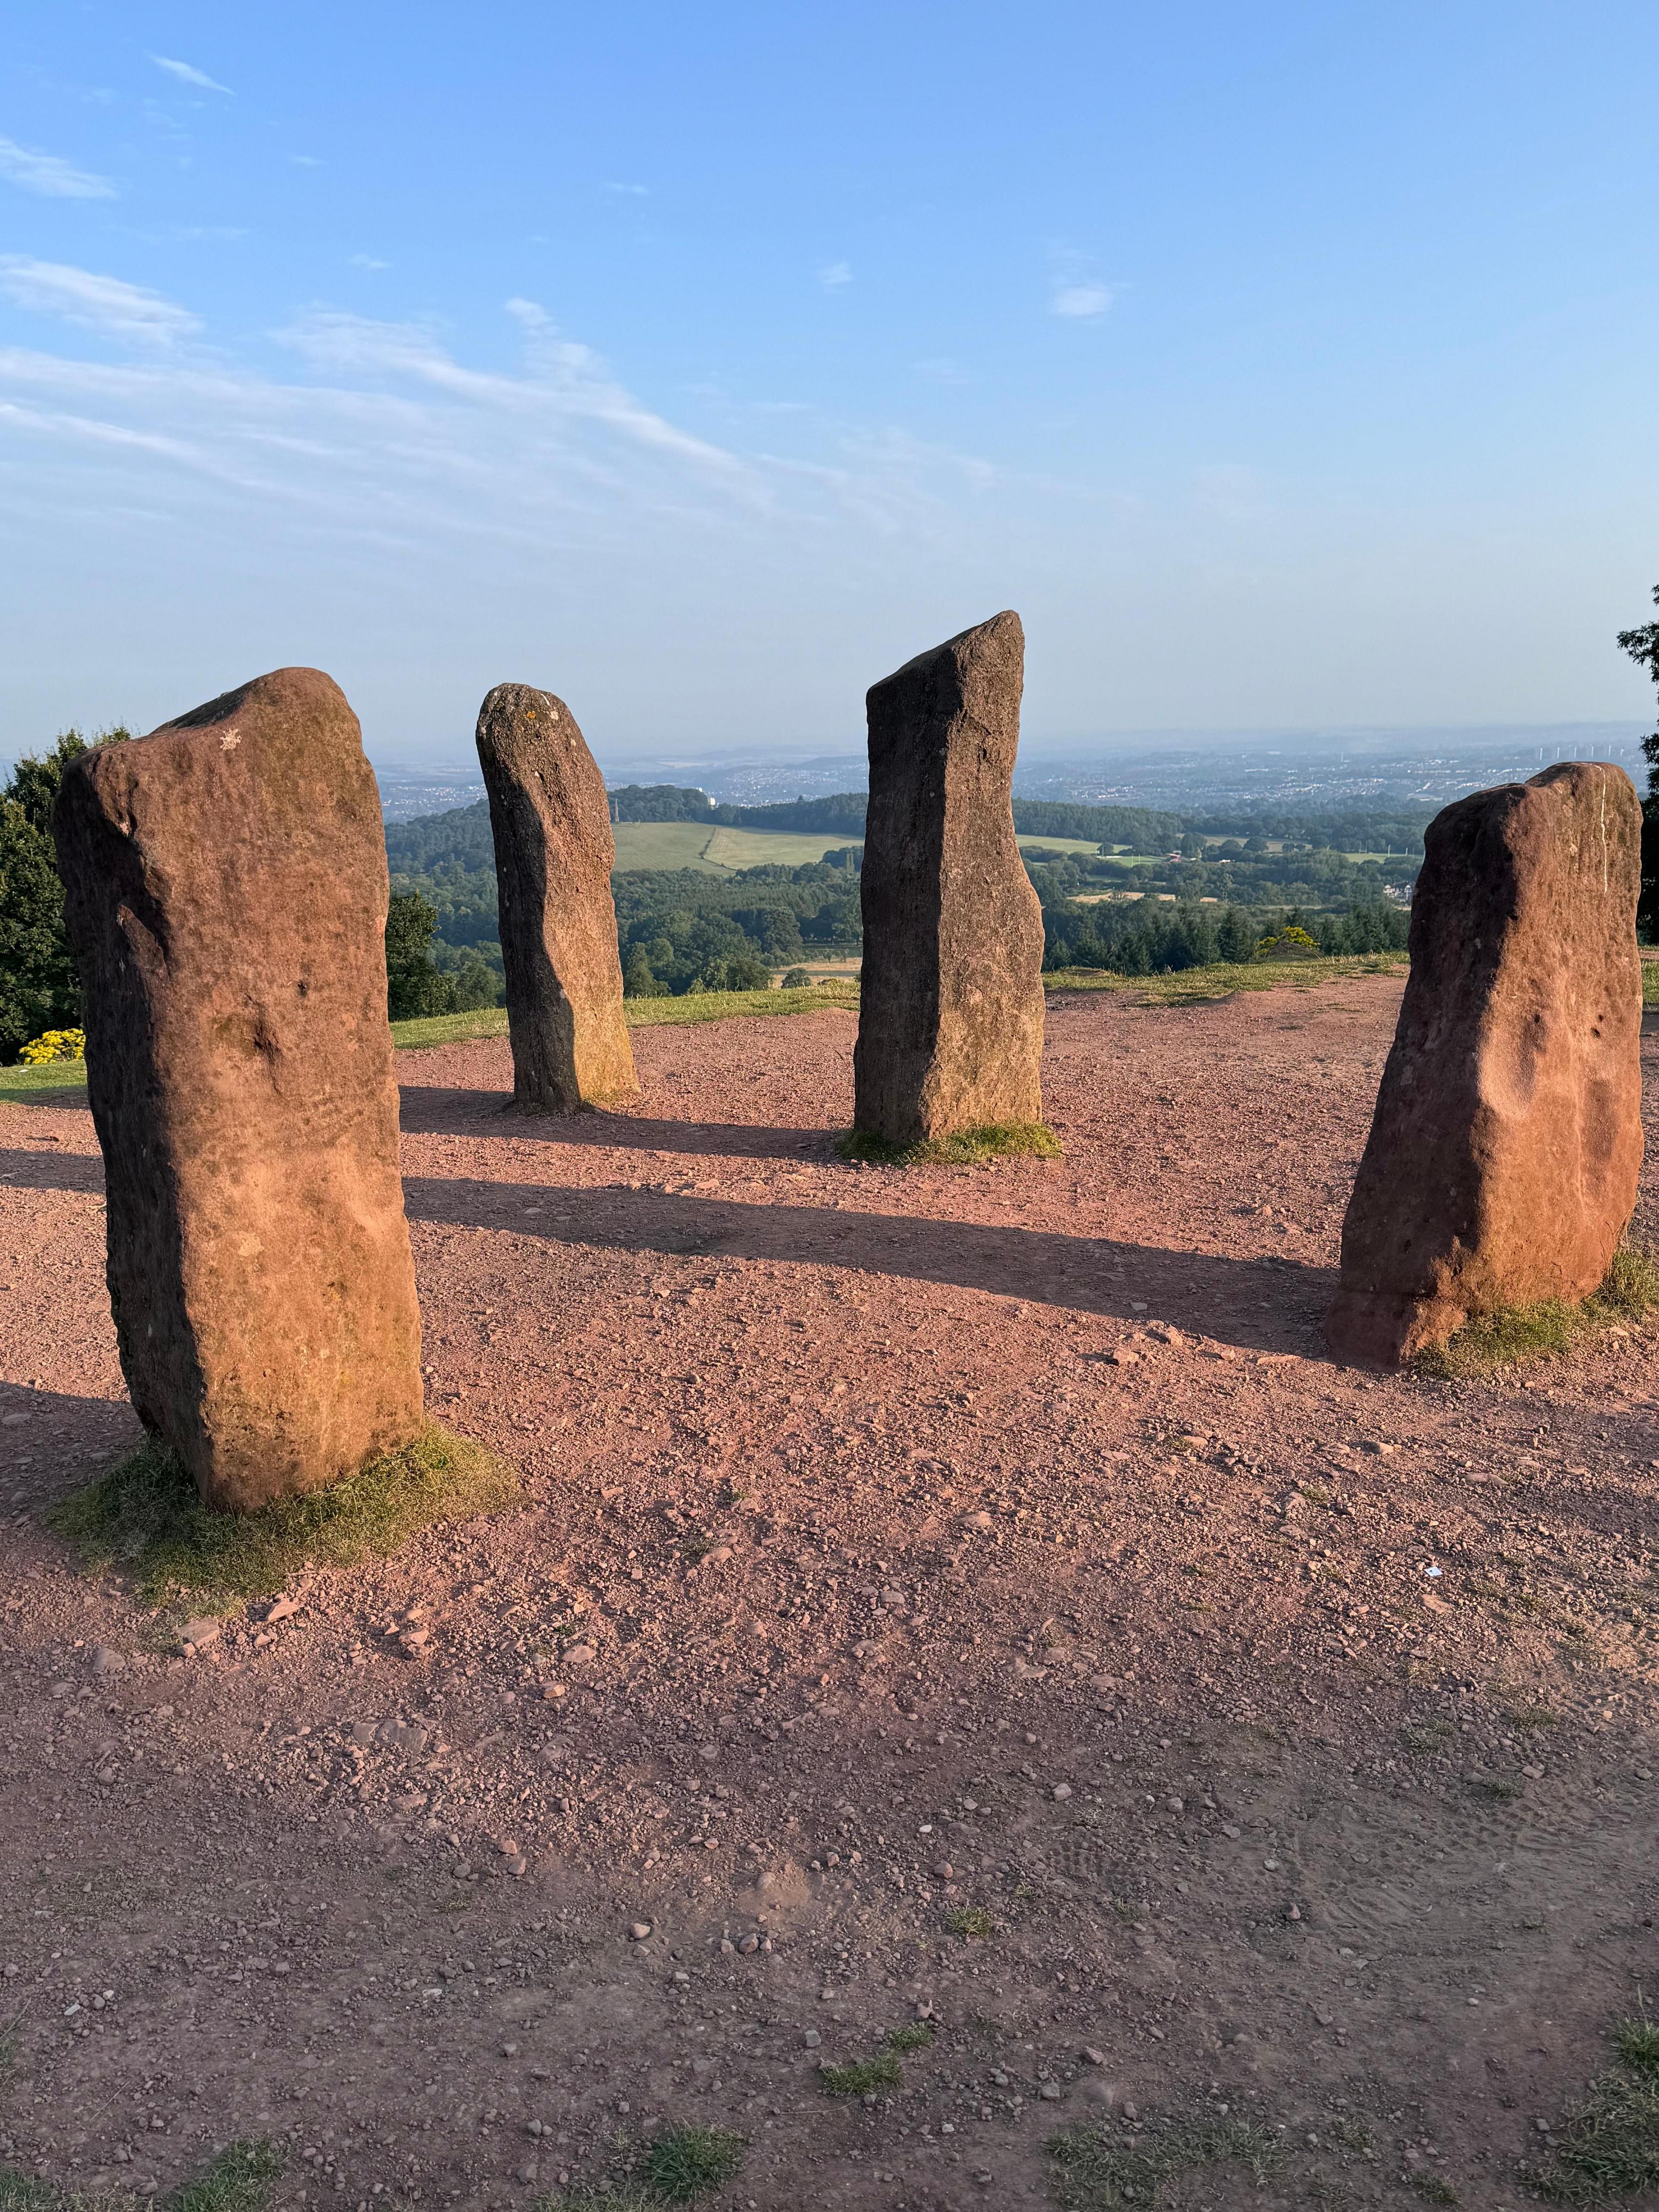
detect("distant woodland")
[381,784,1421,1011]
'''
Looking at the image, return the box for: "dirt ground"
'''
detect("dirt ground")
[2,976,1657,2212]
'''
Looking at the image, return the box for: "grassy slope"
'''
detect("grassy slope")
[1045,952,1412,1004]
[7,957,1655,1096]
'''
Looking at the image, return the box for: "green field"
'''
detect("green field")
[611,822,863,872]
[611,823,1118,874]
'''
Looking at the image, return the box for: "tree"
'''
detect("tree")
[0,729,128,1063]
[695,948,771,993]
[1617,586,1659,930]
[385,890,458,1018]
[621,945,670,998]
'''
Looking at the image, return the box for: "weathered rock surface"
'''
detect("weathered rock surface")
[475,683,637,1112]
[852,611,1045,1147]
[1326,762,1643,1367]
[53,666,424,1510]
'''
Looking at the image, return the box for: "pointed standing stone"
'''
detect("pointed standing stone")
[1326,762,1644,1367]
[53,667,425,1512]
[475,683,637,1113]
[852,611,1046,1148]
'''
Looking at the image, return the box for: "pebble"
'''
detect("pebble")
[262,1595,300,1623]
[179,1618,220,1655]
[803,2030,821,2047]
[1081,2046,1106,2066]
[1051,1783,1072,1802]
[629,1922,652,1941]
[90,1646,125,1678]
[931,1861,954,1880]
[563,1644,597,1666]
[963,1511,994,1532]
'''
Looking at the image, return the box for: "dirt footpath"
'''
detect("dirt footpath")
[1,976,1656,2212]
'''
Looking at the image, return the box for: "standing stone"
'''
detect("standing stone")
[1326,762,1643,1367]
[475,683,637,1113]
[852,611,1046,1147]
[53,667,424,1512]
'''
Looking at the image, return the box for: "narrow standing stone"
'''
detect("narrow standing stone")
[852,611,1046,1147]
[53,667,424,1511]
[1326,762,1643,1367]
[475,683,637,1112]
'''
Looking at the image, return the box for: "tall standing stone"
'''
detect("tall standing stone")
[475,683,637,1113]
[53,667,424,1512]
[852,611,1046,1147]
[1325,762,1643,1367]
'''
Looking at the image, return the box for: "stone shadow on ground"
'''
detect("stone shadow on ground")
[0,1145,105,1196]
[401,1175,1331,1351]
[0,1379,143,1507]
[396,1084,834,1160]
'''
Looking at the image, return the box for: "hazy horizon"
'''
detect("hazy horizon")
[3,4,1658,765]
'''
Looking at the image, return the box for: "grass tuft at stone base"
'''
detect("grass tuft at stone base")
[48,1424,518,1614]
[836,1120,1062,1167]
[1414,1245,1659,1380]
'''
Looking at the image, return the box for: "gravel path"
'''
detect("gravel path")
[1,976,1656,2211]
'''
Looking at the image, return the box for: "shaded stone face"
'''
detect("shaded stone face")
[852,611,1046,1147]
[1326,762,1643,1367]
[53,667,424,1511]
[475,683,637,1114]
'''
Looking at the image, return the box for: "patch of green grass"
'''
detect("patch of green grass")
[1415,1246,1659,1379]
[820,2051,903,2096]
[1043,951,1408,1007]
[48,1423,518,1613]
[0,2142,282,2212]
[836,1119,1061,1167]
[636,2126,745,2203]
[0,1058,88,1101]
[534,2186,658,2212]
[1468,1773,1524,1802]
[389,983,859,1057]
[942,1906,995,1939]
[1533,2012,1659,2203]
[884,2020,938,2050]
[1047,2111,1283,2210]
[1408,2171,1462,2206]
[628,982,858,1030]
[163,2145,284,2212]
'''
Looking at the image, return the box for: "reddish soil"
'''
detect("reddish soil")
[2,976,1657,2212]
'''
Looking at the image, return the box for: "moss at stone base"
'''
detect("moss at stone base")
[48,1422,518,1613]
[1413,1245,1659,1379]
[836,1120,1062,1167]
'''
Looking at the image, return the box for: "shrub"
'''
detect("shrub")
[18,1027,84,1064]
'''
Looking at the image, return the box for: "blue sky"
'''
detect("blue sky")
[2,1,1657,765]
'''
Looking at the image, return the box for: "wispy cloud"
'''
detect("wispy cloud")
[290,155,323,168]
[150,55,233,94]
[1052,280,1112,319]
[0,258,201,348]
[603,181,648,197]
[0,292,1023,668]
[818,261,852,291]
[0,136,118,200]
[349,254,390,270]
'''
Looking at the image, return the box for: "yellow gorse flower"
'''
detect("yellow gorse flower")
[19,1027,86,1064]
